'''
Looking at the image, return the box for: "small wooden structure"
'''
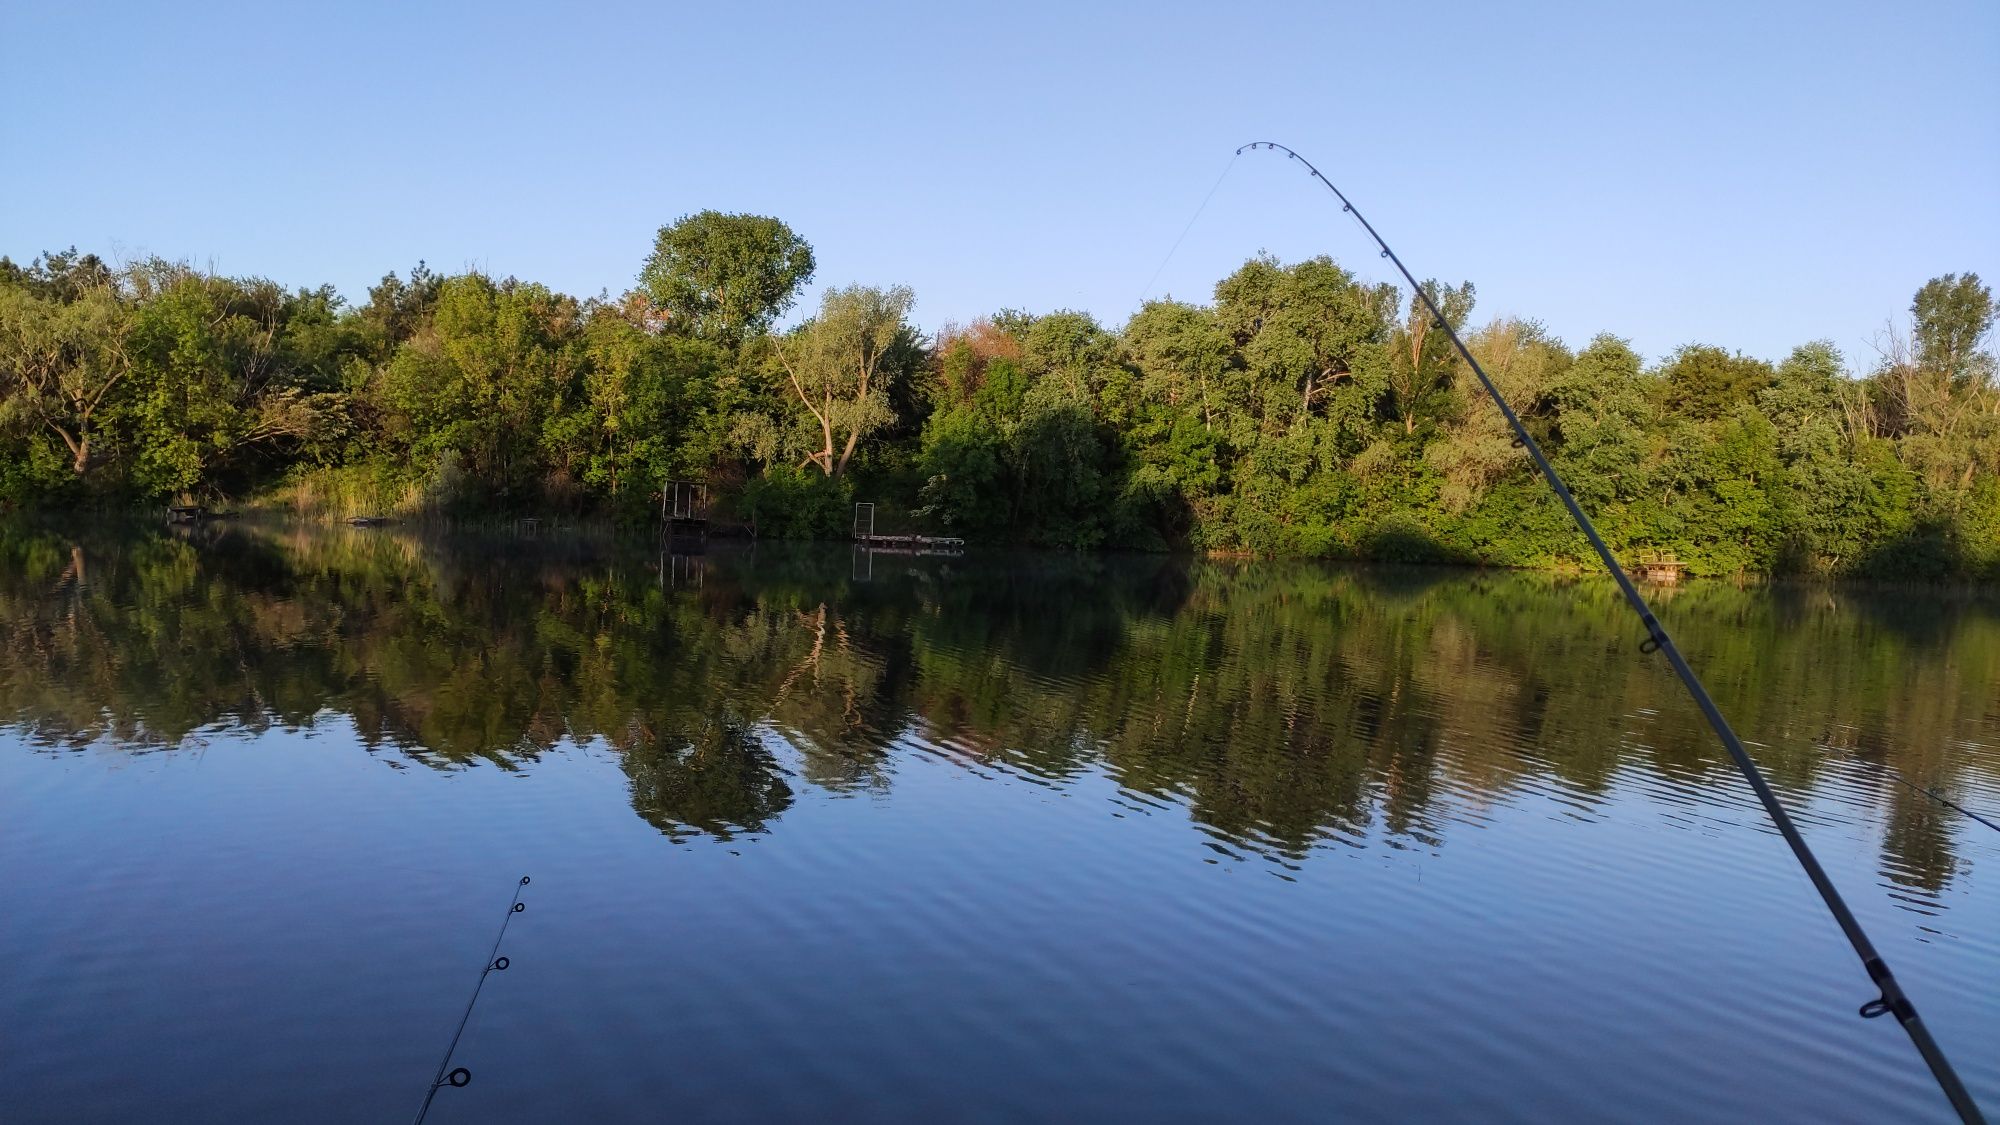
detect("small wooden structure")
[1631,550,1686,585]
[662,480,708,544]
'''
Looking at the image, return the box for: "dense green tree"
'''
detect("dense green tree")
[1659,343,1775,416]
[1216,254,1393,442]
[120,265,351,496]
[1547,334,1651,512]
[548,308,722,505]
[639,211,815,345]
[0,278,131,478]
[913,354,1025,535]
[913,404,1008,533]
[1866,274,2000,516]
[376,274,584,500]
[1123,299,1229,426]
[0,247,116,301]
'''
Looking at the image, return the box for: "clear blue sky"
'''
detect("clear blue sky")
[4,0,1995,365]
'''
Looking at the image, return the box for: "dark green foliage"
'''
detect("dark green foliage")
[914,405,1008,535]
[738,464,851,539]
[2,238,1996,579]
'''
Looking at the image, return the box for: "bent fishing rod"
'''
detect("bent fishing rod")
[1236,141,1986,1124]
[413,876,532,1125]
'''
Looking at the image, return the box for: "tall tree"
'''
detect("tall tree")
[356,262,443,361]
[0,280,132,476]
[1386,280,1476,435]
[639,212,815,345]
[1910,272,1995,390]
[1426,317,1568,511]
[1868,275,2000,499]
[773,284,916,477]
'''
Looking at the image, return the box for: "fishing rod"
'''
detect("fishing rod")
[413,876,532,1125]
[1236,141,1986,1124]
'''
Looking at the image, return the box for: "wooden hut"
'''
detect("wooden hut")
[1631,550,1687,585]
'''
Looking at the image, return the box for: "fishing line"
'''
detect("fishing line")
[1878,764,2000,835]
[1831,744,2000,835]
[1237,140,1986,1124]
[413,876,532,1125]
[1134,151,1239,312]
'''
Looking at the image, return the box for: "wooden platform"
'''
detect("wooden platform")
[856,533,964,556]
[1630,551,1686,584]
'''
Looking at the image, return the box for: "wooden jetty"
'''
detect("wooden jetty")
[167,505,238,524]
[1630,550,1686,585]
[854,532,965,555]
[852,503,963,555]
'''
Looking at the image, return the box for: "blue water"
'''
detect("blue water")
[3,526,1996,1122]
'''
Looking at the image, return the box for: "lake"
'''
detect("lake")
[3,522,1997,1122]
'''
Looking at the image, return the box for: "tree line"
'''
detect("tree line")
[2,213,1995,577]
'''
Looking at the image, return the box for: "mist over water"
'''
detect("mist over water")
[4,522,1997,1122]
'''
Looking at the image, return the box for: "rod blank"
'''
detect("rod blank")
[413,876,531,1125]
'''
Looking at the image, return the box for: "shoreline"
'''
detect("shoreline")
[9,508,2000,594]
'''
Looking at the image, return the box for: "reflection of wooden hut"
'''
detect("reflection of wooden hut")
[1631,550,1686,585]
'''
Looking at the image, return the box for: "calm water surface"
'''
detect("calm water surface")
[3,522,1997,1122]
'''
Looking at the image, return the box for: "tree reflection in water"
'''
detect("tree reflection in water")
[1,520,1996,895]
